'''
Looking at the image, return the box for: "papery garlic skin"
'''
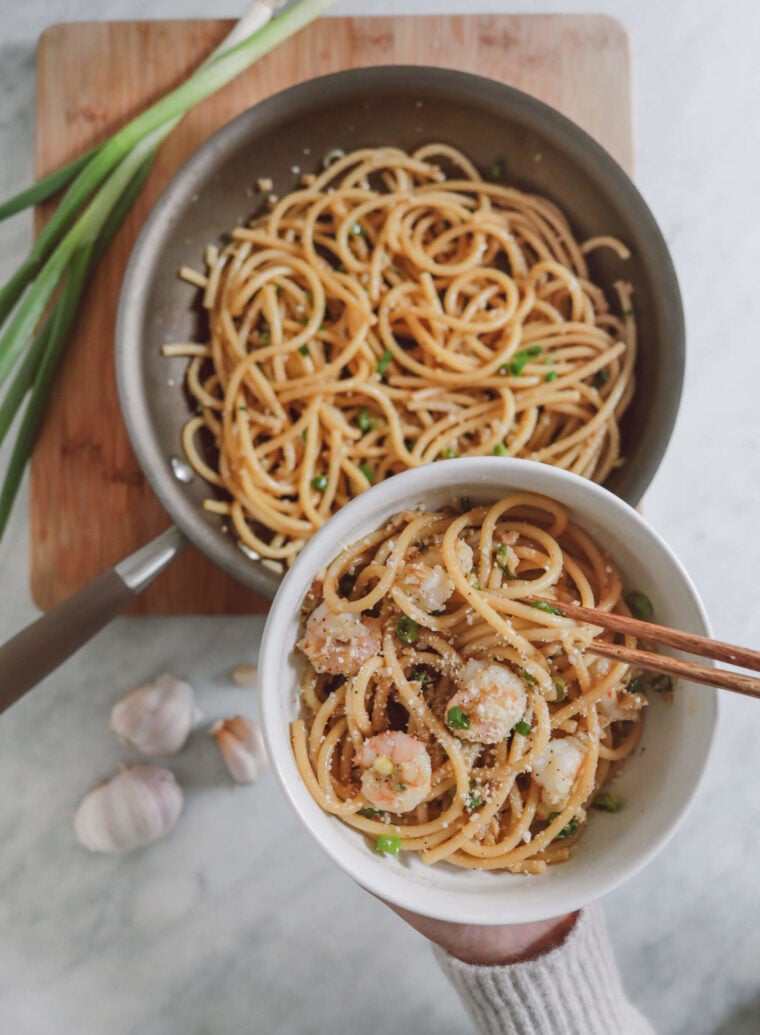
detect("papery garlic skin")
[74,765,184,854]
[110,673,195,757]
[210,716,268,784]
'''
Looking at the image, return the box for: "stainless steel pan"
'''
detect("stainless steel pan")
[0,66,685,708]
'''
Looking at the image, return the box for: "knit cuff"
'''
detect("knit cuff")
[434,904,654,1035]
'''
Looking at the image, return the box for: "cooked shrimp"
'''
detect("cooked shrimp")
[592,660,647,724]
[298,603,381,675]
[598,687,647,724]
[532,736,585,807]
[422,538,474,575]
[355,731,433,813]
[446,659,527,743]
[399,562,456,613]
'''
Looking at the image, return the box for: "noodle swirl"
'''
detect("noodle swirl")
[293,493,646,873]
[168,146,636,567]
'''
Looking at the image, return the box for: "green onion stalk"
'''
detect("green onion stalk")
[0,0,337,541]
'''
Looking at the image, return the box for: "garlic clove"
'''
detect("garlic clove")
[232,664,258,687]
[74,764,183,854]
[110,673,195,757]
[210,716,268,784]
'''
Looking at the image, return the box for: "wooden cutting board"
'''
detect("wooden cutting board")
[31,14,632,614]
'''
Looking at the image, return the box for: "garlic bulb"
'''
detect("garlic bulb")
[74,765,183,854]
[210,716,268,784]
[110,673,195,757]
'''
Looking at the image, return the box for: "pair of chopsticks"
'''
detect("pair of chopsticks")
[528,598,760,699]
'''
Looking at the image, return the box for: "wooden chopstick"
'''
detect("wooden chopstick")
[530,598,760,671]
[585,641,760,699]
[528,597,760,700]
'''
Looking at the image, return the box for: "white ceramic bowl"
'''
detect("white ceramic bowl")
[259,459,717,924]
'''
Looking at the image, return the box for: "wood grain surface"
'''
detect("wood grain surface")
[31,14,631,614]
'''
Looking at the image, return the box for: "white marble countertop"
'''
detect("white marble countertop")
[1,1,759,1032]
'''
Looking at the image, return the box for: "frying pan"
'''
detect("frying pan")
[0,66,685,708]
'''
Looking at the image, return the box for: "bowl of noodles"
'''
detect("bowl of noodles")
[258,458,716,924]
[117,65,684,600]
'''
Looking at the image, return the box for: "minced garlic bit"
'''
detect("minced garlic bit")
[257,177,274,192]
[373,755,394,776]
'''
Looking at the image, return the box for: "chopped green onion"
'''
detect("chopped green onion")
[548,813,579,839]
[350,222,366,236]
[357,406,377,433]
[358,806,385,819]
[593,369,610,388]
[530,601,562,615]
[323,148,345,169]
[517,667,537,687]
[492,443,509,456]
[396,615,419,644]
[300,427,308,442]
[652,674,675,694]
[593,791,623,813]
[468,567,482,591]
[299,344,310,357]
[358,462,373,482]
[625,591,654,621]
[627,676,643,695]
[375,834,401,855]
[260,330,271,345]
[505,345,542,376]
[238,405,248,412]
[622,308,634,320]
[441,447,458,459]
[466,779,485,809]
[311,474,328,492]
[489,160,504,179]
[376,349,393,376]
[496,544,515,579]
[513,720,532,736]
[545,369,558,382]
[411,668,433,691]
[562,820,579,838]
[447,706,470,730]
[552,676,568,702]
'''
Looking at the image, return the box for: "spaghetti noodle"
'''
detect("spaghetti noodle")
[167,145,636,568]
[293,492,646,873]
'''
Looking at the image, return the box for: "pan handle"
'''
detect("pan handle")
[0,526,187,714]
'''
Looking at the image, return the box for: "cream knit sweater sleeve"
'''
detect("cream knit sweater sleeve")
[434,904,655,1035]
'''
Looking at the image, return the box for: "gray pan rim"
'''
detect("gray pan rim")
[116,65,685,601]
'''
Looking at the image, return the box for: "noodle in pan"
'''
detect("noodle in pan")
[165,146,635,568]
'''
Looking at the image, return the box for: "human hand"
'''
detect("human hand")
[387,902,578,967]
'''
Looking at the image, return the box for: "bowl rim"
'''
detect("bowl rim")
[116,64,684,602]
[258,458,716,924]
